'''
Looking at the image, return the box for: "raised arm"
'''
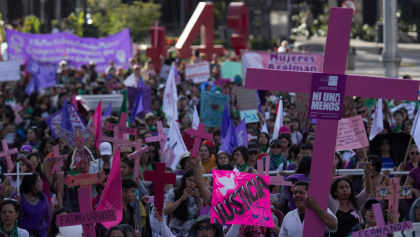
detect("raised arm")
[190,156,212,204]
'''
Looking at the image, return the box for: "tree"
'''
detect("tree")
[88,0,161,41]
[22,15,41,34]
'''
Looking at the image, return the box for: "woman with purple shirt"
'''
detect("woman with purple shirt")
[13,173,51,237]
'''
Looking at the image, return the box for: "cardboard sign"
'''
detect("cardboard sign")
[57,209,117,227]
[308,73,347,120]
[210,170,273,227]
[335,115,369,151]
[185,61,211,84]
[295,93,310,122]
[240,109,259,124]
[221,61,243,79]
[64,172,106,188]
[0,61,20,81]
[45,104,86,138]
[200,91,230,127]
[236,86,258,111]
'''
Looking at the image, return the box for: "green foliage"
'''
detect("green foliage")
[22,15,41,33]
[0,14,5,42]
[88,0,161,41]
[62,12,85,36]
[350,23,376,41]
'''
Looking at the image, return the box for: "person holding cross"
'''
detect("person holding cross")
[2,158,34,197]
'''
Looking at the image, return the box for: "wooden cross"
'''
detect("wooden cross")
[127,140,149,180]
[56,186,117,237]
[46,146,67,174]
[105,112,138,138]
[375,178,412,214]
[103,126,132,154]
[145,121,168,149]
[186,123,212,158]
[144,163,176,215]
[244,8,419,236]
[0,139,18,171]
[257,156,292,186]
[351,203,412,237]
[5,163,33,193]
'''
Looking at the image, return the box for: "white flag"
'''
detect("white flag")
[192,105,200,130]
[162,63,179,124]
[369,99,384,141]
[261,123,269,134]
[411,112,420,146]
[163,118,187,171]
[272,97,283,140]
[123,73,136,87]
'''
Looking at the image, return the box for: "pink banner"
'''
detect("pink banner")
[335,115,369,151]
[210,170,273,227]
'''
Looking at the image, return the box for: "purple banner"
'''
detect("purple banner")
[308,73,347,120]
[7,28,132,72]
[45,104,86,138]
[127,86,152,118]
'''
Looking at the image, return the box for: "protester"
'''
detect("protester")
[0,200,30,237]
[26,153,51,202]
[47,207,71,237]
[105,226,128,237]
[198,144,215,174]
[345,146,369,194]
[265,139,286,170]
[175,151,194,176]
[257,132,270,153]
[2,158,34,195]
[0,111,16,144]
[206,151,232,189]
[362,156,390,198]
[247,142,259,169]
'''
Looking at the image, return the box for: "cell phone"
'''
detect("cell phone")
[359,162,366,168]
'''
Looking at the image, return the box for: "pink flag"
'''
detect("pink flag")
[93,100,103,149]
[71,93,78,111]
[96,147,123,229]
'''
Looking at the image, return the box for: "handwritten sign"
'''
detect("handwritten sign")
[185,61,211,84]
[118,142,137,148]
[200,91,229,127]
[45,104,86,138]
[240,109,259,124]
[0,61,20,81]
[210,170,273,227]
[221,61,242,79]
[335,115,369,151]
[57,209,117,227]
[64,172,106,188]
[159,64,171,80]
[352,221,413,237]
[236,87,258,111]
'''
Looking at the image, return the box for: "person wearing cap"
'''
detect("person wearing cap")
[350,199,399,235]
[145,112,157,130]
[89,142,113,176]
[154,208,240,237]
[120,146,133,159]
[264,138,287,171]
[280,181,338,237]
[247,142,260,169]
[175,151,194,177]
[177,95,193,115]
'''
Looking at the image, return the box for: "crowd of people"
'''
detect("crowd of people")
[0,45,418,237]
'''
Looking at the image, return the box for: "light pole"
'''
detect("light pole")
[381,0,401,78]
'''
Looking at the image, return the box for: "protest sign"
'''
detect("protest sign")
[335,115,369,151]
[308,74,347,120]
[295,93,310,122]
[200,206,231,230]
[57,209,117,226]
[200,91,229,127]
[221,61,242,79]
[393,222,420,237]
[7,28,132,72]
[236,86,258,111]
[210,170,273,227]
[240,110,259,124]
[159,64,171,80]
[391,102,416,120]
[185,61,211,84]
[242,51,323,83]
[45,104,86,138]
[0,61,20,81]
[127,86,152,118]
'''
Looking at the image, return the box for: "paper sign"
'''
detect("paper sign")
[335,115,369,151]
[0,61,20,81]
[221,61,243,79]
[308,73,347,120]
[159,64,171,80]
[45,104,86,138]
[210,170,273,227]
[240,110,259,124]
[296,93,310,122]
[200,91,230,127]
[236,87,258,111]
[185,61,211,84]
[57,209,117,227]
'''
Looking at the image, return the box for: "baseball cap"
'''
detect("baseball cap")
[145,112,157,120]
[279,126,291,134]
[270,139,281,147]
[178,95,187,100]
[99,142,112,156]
[363,199,382,214]
[248,142,259,152]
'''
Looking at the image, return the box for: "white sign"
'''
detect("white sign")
[159,64,171,80]
[185,61,211,84]
[341,0,357,16]
[0,61,20,81]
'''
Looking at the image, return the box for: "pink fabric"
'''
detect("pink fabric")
[93,100,102,150]
[71,93,78,111]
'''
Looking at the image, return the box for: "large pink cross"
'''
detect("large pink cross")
[0,139,18,171]
[46,146,67,174]
[127,140,149,179]
[103,126,132,154]
[245,8,419,236]
[145,121,168,149]
[105,112,138,138]
[257,156,292,186]
[144,163,176,215]
[375,178,412,214]
[186,123,212,158]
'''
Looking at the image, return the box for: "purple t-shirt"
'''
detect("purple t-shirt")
[408,167,420,191]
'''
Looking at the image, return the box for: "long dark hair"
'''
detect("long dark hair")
[105,226,128,237]
[173,169,195,222]
[48,207,72,237]
[257,132,270,148]
[232,146,249,163]
[330,177,359,211]
[27,153,50,185]
[20,172,45,200]
[296,155,312,179]
[148,143,160,162]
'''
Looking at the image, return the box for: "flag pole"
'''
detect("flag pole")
[402,135,413,165]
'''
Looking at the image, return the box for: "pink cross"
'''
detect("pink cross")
[351,203,412,237]
[105,112,138,138]
[64,172,106,188]
[244,8,419,236]
[46,146,67,174]
[375,178,412,214]
[186,123,212,158]
[103,126,132,154]
[257,156,292,186]
[56,186,117,237]
[127,140,149,179]
[144,163,176,215]
[0,139,18,171]
[145,121,168,149]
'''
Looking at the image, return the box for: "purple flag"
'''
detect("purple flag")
[26,57,40,75]
[130,91,144,124]
[137,76,145,88]
[256,90,262,113]
[37,67,57,89]
[102,102,112,122]
[25,77,39,96]
[235,119,248,147]
[61,98,74,134]
[219,119,238,154]
[127,86,151,118]
[221,100,230,139]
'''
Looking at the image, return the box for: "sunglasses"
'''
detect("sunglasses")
[249,151,258,155]
[380,142,390,146]
[197,225,213,231]
[357,110,366,114]
[271,145,281,149]
[410,152,420,155]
